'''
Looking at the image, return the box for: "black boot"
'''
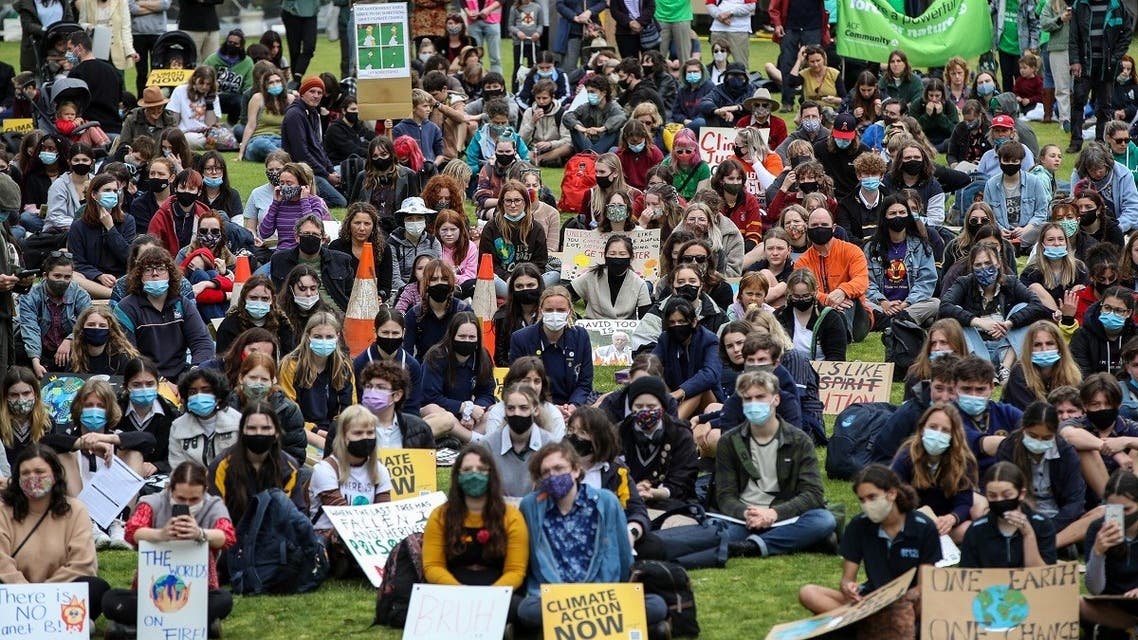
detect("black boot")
[648,620,672,640]
[727,539,762,557]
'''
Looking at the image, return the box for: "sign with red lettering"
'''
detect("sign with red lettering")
[403,584,512,640]
[697,127,737,171]
[811,361,894,414]
[920,564,1079,639]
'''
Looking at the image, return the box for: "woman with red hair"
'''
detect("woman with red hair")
[435,208,477,285]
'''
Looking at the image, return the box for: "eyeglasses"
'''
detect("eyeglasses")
[1102,305,1130,316]
[673,149,694,155]
[1114,137,1132,144]
[141,265,168,276]
[503,197,525,205]
[48,250,72,258]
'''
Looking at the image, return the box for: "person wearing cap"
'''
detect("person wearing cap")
[738,87,789,151]
[812,112,869,200]
[552,0,607,70]
[383,197,442,302]
[281,76,347,208]
[115,86,178,153]
[700,62,753,128]
[616,375,699,511]
[672,59,714,134]
[0,173,31,373]
[564,74,628,154]
[977,115,1036,179]
[268,213,354,312]
[203,29,253,126]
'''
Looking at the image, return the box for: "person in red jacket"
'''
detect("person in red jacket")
[615,120,663,191]
[712,158,765,248]
[737,88,789,151]
[147,169,213,256]
[179,247,233,322]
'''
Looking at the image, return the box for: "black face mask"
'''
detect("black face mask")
[790,297,815,311]
[676,284,699,301]
[427,282,451,302]
[514,288,540,305]
[1094,280,1116,294]
[966,218,986,233]
[495,153,515,167]
[1081,210,1099,226]
[83,327,109,346]
[668,324,694,342]
[506,414,532,434]
[733,145,745,158]
[606,256,631,275]
[242,433,276,455]
[790,155,810,168]
[376,335,403,355]
[483,89,504,100]
[987,497,1020,519]
[807,226,834,245]
[71,162,92,176]
[346,437,377,458]
[900,160,923,175]
[595,175,614,189]
[148,178,169,193]
[1000,163,1021,177]
[798,182,818,194]
[886,216,908,232]
[373,156,394,171]
[453,340,478,357]
[567,433,594,458]
[1088,408,1120,430]
[298,234,322,255]
[344,112,360,125]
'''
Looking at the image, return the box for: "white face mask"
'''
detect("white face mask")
[713,51,727,62]
[187,500,205,517]
[863,496,894,523]
[405,220,427,237]
[542,311,569,331]
[294,294,319,310]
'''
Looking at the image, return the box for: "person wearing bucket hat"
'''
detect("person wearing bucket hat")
[739,87,789,150]
[700,62,752,128]
[116,86,179,152]
[383,197,441,301]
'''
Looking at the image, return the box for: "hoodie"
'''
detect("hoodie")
[1071,299,1138,377]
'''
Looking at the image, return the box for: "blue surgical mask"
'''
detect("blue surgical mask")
[80,407,107,430]
[39,151,58,165]
[203,176,223,189]
[97,192,119,209]
[536,69,554,78]
[504,211,526,222]
[1042,246,1068,260]
[921,428,951,456]
[1031,350,1061,367]
[834,138,852,149]
[143,280,169,297]
[629,141,646,153]
[65,51,80,66]
[1022,434,1055,455]
[186,393,217,417]
[1101,311,1127,332]
[129,387,158,406]
[974,265,999,287]
[586,93,600,106]
[742,400,772,425]
[267,84,284,96]
[245,300,271,319]
[685,72,701,84]
[993,136,1010,147]
[309,337,338,357]
[860,177,881,191]
[977,82,996,96]
[957,393,989,417]
[929,349,954,359]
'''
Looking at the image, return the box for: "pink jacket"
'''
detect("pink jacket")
[443,241,479,283]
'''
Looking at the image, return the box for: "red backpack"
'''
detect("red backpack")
[558,150,598,213]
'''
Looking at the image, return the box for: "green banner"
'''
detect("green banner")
[836,0,993,67]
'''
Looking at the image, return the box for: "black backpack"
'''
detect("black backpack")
[373,532,425,629]
[225,489,329,595]
[631,560,700,637]
[826,402,898,480]
[882,317,926,382]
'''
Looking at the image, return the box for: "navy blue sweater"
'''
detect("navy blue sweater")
[421,348,496,415]
[651,325,723,401]
[403,298,472,360]
[352,344,423,415]
[67,216,137,279]
[509,324,595,406]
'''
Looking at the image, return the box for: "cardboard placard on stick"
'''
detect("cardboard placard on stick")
[355,2,413,120]
[765,568,916,640]
[811,361,894,414]
[403,584,513,640]
[920,563,1080,639]
[541,583,647,640]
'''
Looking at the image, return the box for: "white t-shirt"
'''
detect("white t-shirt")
[308,457,394,529]
[166,84,222,134]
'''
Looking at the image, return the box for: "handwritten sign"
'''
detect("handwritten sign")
[1,118,34,134]
[920,564,1079,639]
[560,228,662,281]
[403,584,513,640]
[378,448,437,500]
[137,541,209,638]
[576,319,639,366]
[40,374,124,426]
[541,583,647,640]
[697,127,738,171]
[323,491,446,587]
[811,361,894,414]
[0,583,90,638]
[146,69,194,86]
[766,568,916,640]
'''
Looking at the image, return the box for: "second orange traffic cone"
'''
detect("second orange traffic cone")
[472,253,497,361]
[343,242,381,358]
[228,254,252,310]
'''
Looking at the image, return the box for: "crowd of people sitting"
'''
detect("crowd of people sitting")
[5,0,1138,637]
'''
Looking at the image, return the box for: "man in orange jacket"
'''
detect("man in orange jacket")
[794,206,872,340]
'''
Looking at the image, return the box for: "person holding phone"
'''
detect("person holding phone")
[960,461,1057,568]
[1081,470,1138,635]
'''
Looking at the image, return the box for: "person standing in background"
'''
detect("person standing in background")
[990,0,1041,92]
[177,0,220,61]
[128,0,169,96]
[769,0,830,112]
[1067,0,1134,153]
[281,0,319,83]
[707,0,755,69]
[464,0,504,74]
[1040,0,1074,133]
[656,0,693,64]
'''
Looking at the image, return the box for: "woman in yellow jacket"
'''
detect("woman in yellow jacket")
[77,0,138,70]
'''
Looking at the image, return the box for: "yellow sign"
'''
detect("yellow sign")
[493,367,509,399]
[146,69,193,86]
[378,448,437,500]
[541,583,647,640]
[1,119,33,134]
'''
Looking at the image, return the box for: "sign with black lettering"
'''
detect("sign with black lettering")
[378,448,436,500]
[541,583,647,640]
[811,361,894,414]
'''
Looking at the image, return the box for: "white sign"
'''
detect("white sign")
[697,127,738,170]
[560,228,662,281]
[137,541,209,638]
[402,584,513,640]
[355,3,410,79]
[0,583,90,638]
[77,455,145,530]
[323,491,447,588]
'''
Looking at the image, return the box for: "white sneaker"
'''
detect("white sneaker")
[91,522,111,550]
[107,519,133,550]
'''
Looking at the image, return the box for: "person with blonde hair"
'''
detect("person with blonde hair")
[1003,321,1084,410]
[278,311,356,451]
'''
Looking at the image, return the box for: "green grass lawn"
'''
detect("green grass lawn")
[0,31,1106,638]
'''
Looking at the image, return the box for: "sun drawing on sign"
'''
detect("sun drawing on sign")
[150,573,192,613]
[60,595,87,631]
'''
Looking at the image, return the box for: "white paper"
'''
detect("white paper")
[78,455,145,529]
[935,534,961,567]
[137,540,209,636]
[402,585,513,640]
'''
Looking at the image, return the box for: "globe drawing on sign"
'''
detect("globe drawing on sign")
[972,584,1030,632]
[150,573,191,613]
[41,376,86,424]
[770,615,836,640]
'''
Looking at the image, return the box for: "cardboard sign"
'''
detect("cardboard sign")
[403,584,513,640]
[697,127,738,171]
[811,361,894,414]
[40,374,124,426]
[0,582,90,638]
[137,541,209,638]
[920,564,1080,639]
[560,228,662,281]
[378,448,437,500]
[145,69,194,86]
[541,583,647,640]
[575,319,639,366]
[1,118,34,133]
[356,3,409,79]
[765,568,916,640]
[493,367,509,400]
[323,491,447,587]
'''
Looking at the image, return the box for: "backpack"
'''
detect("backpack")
[654,519,730,570]
[225,489,329,595]
[882,317,926,382]
[826,402,898,480]
[558,150,597,213]
[631,560,699,637]
[373,532,425,628]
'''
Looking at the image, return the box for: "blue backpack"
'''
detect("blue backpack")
[225,489,329,594]
[826,403,897,480]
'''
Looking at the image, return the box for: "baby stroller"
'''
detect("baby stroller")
[32,77,110,155]
[151,31,198,71]
[35,22,84,85]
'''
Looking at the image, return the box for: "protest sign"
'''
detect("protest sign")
[811,361,894,414]
[920,563,1079,639]
[145,69,194,86]
[765,568,915,640]
[493,367,509,399]
[403,584,513,640]
[0,583,90,638]
[576,319,639,366]
[697,127,737,170]
[77,455,145,529]
[323,491,447,587]
[1,118,34,134]
[355,3,413,120]
[137,541,209,638]
[40,374,124,426]
[378,448,437,500]
[836,0,992,67]
[560,228,662,281]
[541,583,647,640]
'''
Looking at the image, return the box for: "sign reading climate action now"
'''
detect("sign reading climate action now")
[541,583,647,640]
[836,0,992,68]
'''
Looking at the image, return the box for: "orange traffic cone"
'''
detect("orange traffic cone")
[472,253,497,360]
[228,254,252,310]
[343,242,381,358]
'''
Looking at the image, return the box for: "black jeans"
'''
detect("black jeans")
[998,49,1020,94]
[282,10,318,78]
[1071,72,1113,143]
[133,33,160,96]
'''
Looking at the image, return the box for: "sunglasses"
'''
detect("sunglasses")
[674,149,694,155]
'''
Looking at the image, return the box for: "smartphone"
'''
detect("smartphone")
[1106,503,1125,531]
[172,504,190,519]
[15,269,40,279]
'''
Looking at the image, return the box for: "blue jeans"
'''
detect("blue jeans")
[244,135,282,162]
[18,210,44,236]
[722,508,837,557]
[467,19,502,73]
[685,116,707,135]
[315,175,347,208]
[517,592,667,630]
[494,271,561,298]
[961,303,1029,367]
[571,130,619,154]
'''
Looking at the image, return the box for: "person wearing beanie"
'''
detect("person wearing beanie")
[0,172,30,373]
[281,76,347,207]
[180,246,232,322]
[617,375,699,511]
[700,62,754,128]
